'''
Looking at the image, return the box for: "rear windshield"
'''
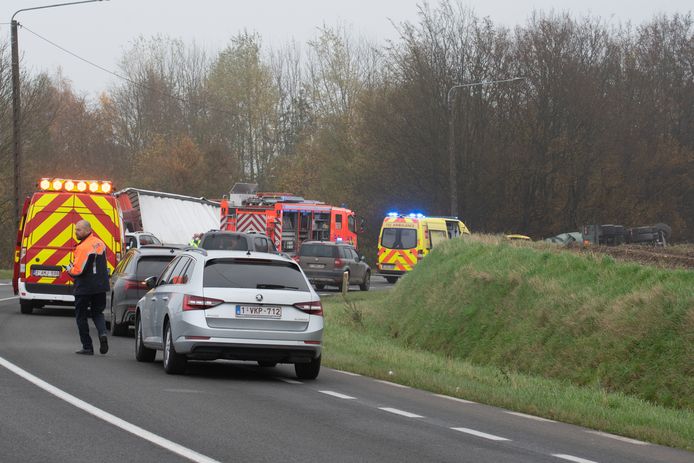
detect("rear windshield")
[203,259,310,291]
[381,228,417,249]
[299,244,337,258]
[201,235,249,251]
[136,256,176,279]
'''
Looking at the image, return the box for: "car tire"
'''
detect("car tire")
[385,276,398,284]
[295,355,321,380]
[315,283,325,290]
[110,304,129,337]
[359,271,371,291]
[163,322,187,374]
[135,315,156,363]
[257,361,277,368]
[20,300,33,315]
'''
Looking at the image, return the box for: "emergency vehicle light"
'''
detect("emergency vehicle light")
[387,212,398,218]
[38,178,113,194]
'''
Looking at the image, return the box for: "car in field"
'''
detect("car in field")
[198,230,277,253]
[125,231,162,250]
[110,245,182,336]
[134,248,323,379]
[296,241,370,291]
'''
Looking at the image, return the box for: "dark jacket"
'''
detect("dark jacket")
[67,233,110,295]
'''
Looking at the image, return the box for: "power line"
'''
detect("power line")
[19,22,237,117]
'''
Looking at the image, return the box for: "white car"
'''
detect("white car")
[135,249,324,379]
[125,232,162,250]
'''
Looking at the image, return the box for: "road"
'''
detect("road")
[0,281,691,463]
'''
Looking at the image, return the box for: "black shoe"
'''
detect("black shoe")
[75,349,94,355]
[99,335,109,354]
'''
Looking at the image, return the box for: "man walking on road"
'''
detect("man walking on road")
[65,219,110,355]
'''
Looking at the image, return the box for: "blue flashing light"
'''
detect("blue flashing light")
[387,212,398,218]
[416,213,425,219]
[408,213,417,218]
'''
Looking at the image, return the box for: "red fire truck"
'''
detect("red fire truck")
[219,193,358,255]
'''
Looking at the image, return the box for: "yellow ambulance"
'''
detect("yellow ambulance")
[377,213,470,283]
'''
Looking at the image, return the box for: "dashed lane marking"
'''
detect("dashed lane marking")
[332,369,362,376]
[319,390,357,400]
[276,377,303,384]
[0,355,221,463]
[378,407,423,418]
[552,454,598,463]
[0,296,19,302]
[451,427,510,441]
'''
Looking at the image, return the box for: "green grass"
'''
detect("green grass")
[320,236,694,451]
[0,269,12,279]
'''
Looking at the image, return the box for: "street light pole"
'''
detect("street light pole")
[447,76,525,217]
[10,0,106,228]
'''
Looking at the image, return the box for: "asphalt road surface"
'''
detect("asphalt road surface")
[0,281,691,463]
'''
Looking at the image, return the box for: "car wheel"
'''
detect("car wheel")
[295,355,321,380]
[20,300,33,315]
[110,303,129,337]
[257,361,277,368]
[315,283,325,290]
[163,322,187,374]
[385,276,398,284]
[135,315,156,363]
[359,271,371,291]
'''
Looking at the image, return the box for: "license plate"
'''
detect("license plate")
[381,264,395,270]
[32,269,60,278]
[308,264,324,269]
[236,305,282,319]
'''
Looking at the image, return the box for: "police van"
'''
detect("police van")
[377,212,469,283]
[12,178,124,314]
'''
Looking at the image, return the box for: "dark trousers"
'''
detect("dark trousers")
[74,293,107,351]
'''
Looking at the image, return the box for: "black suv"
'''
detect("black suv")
[198,231,277,253]
[296,241,370,291]
[109,246,182,336]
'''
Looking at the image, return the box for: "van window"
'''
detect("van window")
[348,215,356,233]
[254,237,269,252]
[381,228,417,249]
[203,259,309,291]
[335,214,343,230]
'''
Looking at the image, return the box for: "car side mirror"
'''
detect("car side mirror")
[360,255,366,262]
[144,276,158,289]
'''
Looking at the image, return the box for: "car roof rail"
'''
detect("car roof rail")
[184,247,208,256]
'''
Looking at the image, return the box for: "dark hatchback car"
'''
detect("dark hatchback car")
[296,241,370,291]
[199,231,277,253]
[109,246,182,336]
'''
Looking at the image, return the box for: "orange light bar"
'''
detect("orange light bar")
[37,178,113,194]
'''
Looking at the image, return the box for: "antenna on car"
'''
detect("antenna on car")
[246,250,252,256]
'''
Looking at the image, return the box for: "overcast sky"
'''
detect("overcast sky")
[2,0,692,97]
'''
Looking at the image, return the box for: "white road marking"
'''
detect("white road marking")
[0,296,19,302]
[552,454,599,463]
[585,430,650,445]
[374,379,410,388]
[319,390,356,400]
[0,356,221,463]
[332,369,362,377]
[505,411,556,422]
[433,393,476,404]
[378,407,423,418]
[451,427,510,441]
[276,377,303,384]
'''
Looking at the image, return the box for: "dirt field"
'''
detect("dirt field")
[574,244,694,270]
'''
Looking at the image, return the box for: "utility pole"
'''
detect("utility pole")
[11,19,21,229]
[10,0,107,228]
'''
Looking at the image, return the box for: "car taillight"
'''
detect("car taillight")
[294,301,323,316]
[124,279,148,291]
[417,250,424,260]
[183,294,224,311]
[334,258,343,267]
[294,256,300,263]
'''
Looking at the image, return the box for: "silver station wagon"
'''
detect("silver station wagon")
[135,249,323,379]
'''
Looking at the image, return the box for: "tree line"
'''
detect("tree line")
[1,1,693,265]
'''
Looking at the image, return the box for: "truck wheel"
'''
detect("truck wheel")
[359,271,371,291]
[20,301,33,315]
[110,305,129,337]
[385,276,398,284]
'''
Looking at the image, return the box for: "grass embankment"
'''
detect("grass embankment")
[321,236,694,450]
[0,269,12,279]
